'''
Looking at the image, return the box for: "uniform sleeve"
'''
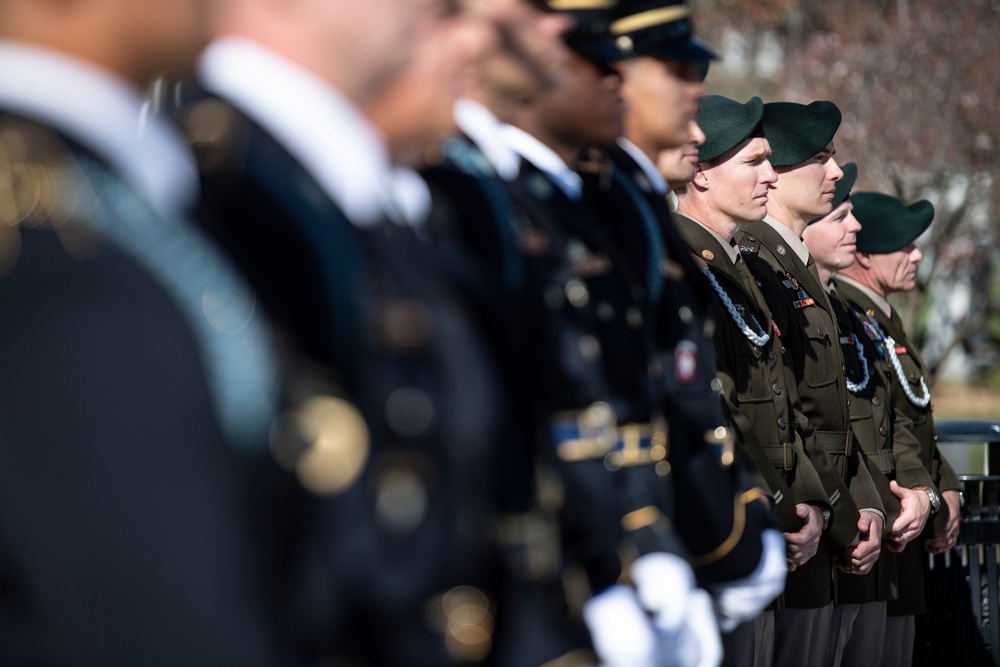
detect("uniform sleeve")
[847,448,886,517]
[891,405,935,489]
[935,446,963,492]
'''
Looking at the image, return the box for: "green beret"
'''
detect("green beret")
[852,191,934,254]
[696,95,764,163]
[761,101,842,167]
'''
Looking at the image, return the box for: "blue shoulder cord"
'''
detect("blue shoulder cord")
[76,156,279,451]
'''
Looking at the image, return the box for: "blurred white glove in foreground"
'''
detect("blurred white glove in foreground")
[712,529,787,632]
[582,584,659,667]
[632,552,722,667]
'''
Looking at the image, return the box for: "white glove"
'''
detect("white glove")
[582,584,659,667]
[671,587,723,667]
[711,529,787,632]
[632,552,722,667]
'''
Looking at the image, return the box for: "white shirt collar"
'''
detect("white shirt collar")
[764,214,811,264]
[835,274,893,318]
[454,99,521,182]
[617,137,667,195]
[0,41,197,214]
[199,37,396,228]
[500,124,582,201]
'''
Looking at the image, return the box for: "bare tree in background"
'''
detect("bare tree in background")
[693,0,1000,380]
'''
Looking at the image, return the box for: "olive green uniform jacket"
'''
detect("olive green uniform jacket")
[738,219,891,608]
[829,284,907,603]
[836,275,961,614]
[738,220,885,519]
[676,212,858,609]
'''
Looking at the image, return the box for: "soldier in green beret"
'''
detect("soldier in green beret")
[674,94,861,667]
[802,166,921,667]
[836,192,963,667]
[736,101,890,667]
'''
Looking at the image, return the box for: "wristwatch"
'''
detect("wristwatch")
[913,484,942,514]
[820,506,832,531]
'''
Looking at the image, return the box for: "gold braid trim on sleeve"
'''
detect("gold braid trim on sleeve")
[691,488,765,566]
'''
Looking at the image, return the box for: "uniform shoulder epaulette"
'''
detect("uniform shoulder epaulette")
[0,116,81,230]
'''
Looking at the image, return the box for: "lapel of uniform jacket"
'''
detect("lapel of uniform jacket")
[673,212,772,326]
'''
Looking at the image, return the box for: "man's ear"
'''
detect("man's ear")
[855,251,873,270]
[692,162,709,188]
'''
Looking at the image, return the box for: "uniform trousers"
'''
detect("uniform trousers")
[774,604,834,667]
[880,615,915,667]
[721,611,774,667]
[829,601,887,667]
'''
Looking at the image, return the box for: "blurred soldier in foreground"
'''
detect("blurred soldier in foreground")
[836,192,962,667]
[0,0,290,664]
[173,0,510,663]
[801,165,908,667]
[498,7,711,664]
[379,3,608,665]
[425,1,769,663]
[606,6,785,633]
[737,100,886,667]
[673,94,848,667]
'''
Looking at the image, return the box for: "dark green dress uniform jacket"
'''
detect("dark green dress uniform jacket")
[836,277,961,615]
[829,285,907,604]
[675,212,855,609]
[738,220,885,528]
